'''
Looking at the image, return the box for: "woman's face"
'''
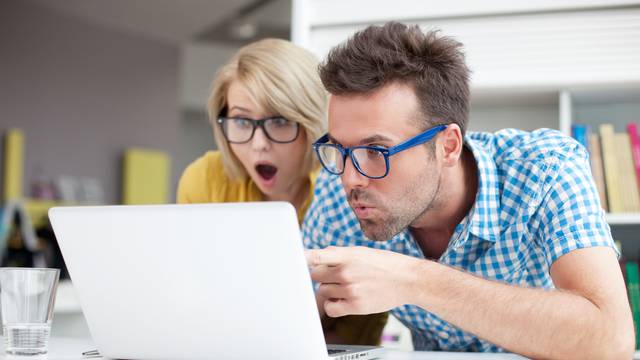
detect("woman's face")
[225,80,308,199]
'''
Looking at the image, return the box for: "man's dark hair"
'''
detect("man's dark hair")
[319,22,470,135]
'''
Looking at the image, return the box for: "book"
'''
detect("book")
[588,134,608,212]
[600,125,622,213]
[625,262,640,350]
[614,133,640,212]
[628,123,640,191]
[571,124,590,153]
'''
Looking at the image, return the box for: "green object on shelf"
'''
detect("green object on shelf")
[626,262,640,350]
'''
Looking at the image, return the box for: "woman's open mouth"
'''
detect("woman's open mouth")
[255,163,278,183]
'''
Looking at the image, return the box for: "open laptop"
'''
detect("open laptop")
[49,202,383,360]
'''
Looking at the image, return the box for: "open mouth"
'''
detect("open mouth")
[255,164,278,181]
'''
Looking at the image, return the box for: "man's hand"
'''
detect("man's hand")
[305,246,420,317]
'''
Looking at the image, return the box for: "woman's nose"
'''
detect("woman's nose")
[250,126,271,151]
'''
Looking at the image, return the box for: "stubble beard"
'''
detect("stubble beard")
[350,169,441,241]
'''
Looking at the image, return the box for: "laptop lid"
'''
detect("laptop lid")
[49,202,329,360]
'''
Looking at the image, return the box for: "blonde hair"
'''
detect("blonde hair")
[208,38,327,181]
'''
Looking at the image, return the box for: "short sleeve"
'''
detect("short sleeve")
[535,145,617,267]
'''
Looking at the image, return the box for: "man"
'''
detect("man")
[302,22,634,359]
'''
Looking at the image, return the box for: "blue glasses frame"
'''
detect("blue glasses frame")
[312,124,447,179]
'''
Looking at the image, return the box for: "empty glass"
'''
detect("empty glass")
[0,268,60,355]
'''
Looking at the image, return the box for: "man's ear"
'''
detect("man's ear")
[440,124,464,167]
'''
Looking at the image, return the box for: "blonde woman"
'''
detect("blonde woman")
[177,38,387,345]
[178,39,322,220]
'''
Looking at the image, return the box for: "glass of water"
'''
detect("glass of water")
[0,268,60,355]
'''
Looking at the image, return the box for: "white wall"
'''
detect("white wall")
[304,0,640,27]
[298,2,640,91]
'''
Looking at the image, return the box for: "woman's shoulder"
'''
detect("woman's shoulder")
[183,151,225,182]
[192,150,224,171]
[177,151,228,203]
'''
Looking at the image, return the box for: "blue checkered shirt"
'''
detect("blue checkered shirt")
[302,128,616,352]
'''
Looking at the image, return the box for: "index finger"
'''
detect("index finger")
[305,247,346,267]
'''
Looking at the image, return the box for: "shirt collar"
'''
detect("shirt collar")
[462,136,501,243]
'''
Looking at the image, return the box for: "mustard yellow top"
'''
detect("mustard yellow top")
[177,150,388,345]
[177,151,316,223]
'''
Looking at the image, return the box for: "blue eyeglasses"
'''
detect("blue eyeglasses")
[312,124,447,179]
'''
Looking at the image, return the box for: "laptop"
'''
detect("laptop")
[49,202,383,360]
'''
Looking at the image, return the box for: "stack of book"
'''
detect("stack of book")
[572,123,640,213]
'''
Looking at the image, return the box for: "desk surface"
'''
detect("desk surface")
[0,337,528,359]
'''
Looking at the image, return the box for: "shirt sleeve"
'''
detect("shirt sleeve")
[534,143,617,267]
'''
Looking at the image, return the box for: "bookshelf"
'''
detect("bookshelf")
[607,213,640,226]
[563,86,640,228]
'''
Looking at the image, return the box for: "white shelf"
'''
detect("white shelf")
[606,213,640,225]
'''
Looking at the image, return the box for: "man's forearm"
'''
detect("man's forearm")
[409,260,630,359]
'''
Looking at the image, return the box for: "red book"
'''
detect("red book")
[628,123,640,190]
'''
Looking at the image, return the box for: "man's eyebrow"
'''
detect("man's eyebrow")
[326,133,394,146]
[327,134,341,145]
[360,134,393,145]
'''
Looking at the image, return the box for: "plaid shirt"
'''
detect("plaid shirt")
[302,128,616,352]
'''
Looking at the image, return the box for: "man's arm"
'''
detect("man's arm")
[411,246,633,359]
[307,245,634,359]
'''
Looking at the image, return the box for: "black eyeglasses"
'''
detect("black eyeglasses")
[216,116,300,144]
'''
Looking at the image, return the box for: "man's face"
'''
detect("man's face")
[328,82,442,241]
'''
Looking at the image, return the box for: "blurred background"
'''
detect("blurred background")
[1,0,292,207]
[1,0,640,349]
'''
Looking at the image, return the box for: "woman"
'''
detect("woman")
[177,38,387,345]
[178,39,323,220]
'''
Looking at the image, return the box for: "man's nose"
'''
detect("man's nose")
[341,155,369,190]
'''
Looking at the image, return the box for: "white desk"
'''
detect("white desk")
[0,337,528,359]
